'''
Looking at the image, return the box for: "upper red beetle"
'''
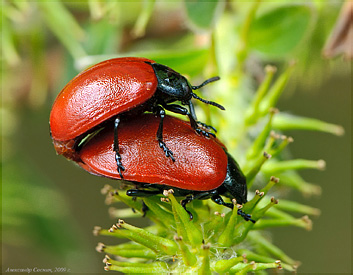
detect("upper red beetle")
[77,114,254,222]
[49,57,224,177]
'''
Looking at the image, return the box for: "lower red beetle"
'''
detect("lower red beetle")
[77,114,255,222]
[49,57,224,177]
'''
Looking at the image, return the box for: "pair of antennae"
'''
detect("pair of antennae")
[191,76,225,110]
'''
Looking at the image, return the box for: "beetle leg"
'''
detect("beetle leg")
[196,121,217,133]
[113,117,125,178]
[211,195,255,223]
[187,101,218,136]
[180,195,194,220]
[126,189,160,217]
[142,201,149,217]
[211,195,233,209]
[163,103,198,129]
[154,106,175,161]
[237,209,256,223]
[180,192,212,220]
[126,189,161,197]
[164,103,216,138]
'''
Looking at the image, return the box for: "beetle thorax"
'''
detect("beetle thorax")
[151,63,193,102]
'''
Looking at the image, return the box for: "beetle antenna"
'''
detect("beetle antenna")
[191,92,225,110]
[192,76,220,90]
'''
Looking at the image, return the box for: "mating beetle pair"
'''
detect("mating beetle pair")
[50,57,222,176]
[50,57,255,222]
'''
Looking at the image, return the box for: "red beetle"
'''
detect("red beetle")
[77,114,254,222]
[49,57,224,177]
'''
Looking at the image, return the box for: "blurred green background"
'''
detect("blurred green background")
[2,1,351,273]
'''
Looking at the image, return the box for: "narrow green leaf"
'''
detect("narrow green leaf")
[229,261,282,273]
[101,244,157,259]
[263,159,326,173]
[273,199,321,216]
[2,18,21,65]
[111,220,178,255]
[237,249,295,272]
[132,0,155,37]
[243,176,279,213]
[273,113,345,135]
[245,65,277,125]
[237,0,261,66]
[174,236,197,267]
[274,171,322,196]
[253,216,312,231]
[214,255,244,273]
[38,1,86,60]
[105,256,168,273]
[198,243,211,274]
[143,197,176,228]
[245,151,272,188]
[83,19,122,55]
[218,203,240,247]
[167,191,203,247]
[246,109,278,161]
[248,231,297,265]
[259,62,295,114]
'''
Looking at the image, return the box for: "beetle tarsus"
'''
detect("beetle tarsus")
[237,208,256,223]
[181,195,194,220]
[196,128,216,138]
[115,153,125,178]
[212,195,255,223]
[158,140,175,162]
[197,121,217,133]
[185,209,193,220]
[114,117,125,178]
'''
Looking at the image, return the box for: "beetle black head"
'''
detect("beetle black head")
[148,62,225,110]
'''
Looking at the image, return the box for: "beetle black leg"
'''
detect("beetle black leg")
[211,195,234,209]
[126,189,161,197]
[196,121,217,133]
[126,189,160,217]
[180,192,213,220]
[211,195,255,223]
[187,101,218,136]
[237,208,256,223]
[113,117,125,178]
[188,102,217,132]
[153,106,175,161]
[142,201,149,217]
[180,195,194,220]
[164,103,216,138]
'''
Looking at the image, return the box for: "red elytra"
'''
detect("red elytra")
[50,57,156,142]
[78,114,228,191]
[49,57,223,170]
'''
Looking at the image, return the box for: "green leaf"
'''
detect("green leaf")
[83,19,122,56]
[249,5,313,56]
[38,1,86,60]
[273,113,344,135]
[132,0,156,37]
[184,0,224,31]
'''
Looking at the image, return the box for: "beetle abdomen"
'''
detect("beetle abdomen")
[50,57,157,142]
[79,114,228,191]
